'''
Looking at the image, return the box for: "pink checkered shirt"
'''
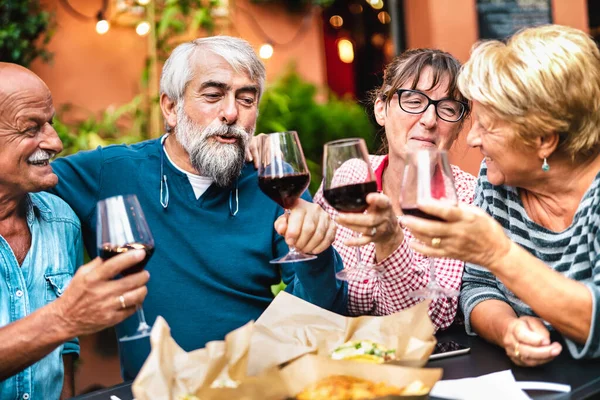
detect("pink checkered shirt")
[314,155,476,331]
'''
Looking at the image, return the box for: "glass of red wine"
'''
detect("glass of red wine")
[322,138,379,281]
[97,194,155,342]
[257,131,316,264]
[400,149,459,299]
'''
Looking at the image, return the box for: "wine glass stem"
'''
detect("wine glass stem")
[428,257,440,290]
[136,306,151,333]
[284,208,299,254]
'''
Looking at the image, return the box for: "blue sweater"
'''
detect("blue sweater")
[49,138,347,379]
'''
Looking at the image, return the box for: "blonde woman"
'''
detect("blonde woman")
[401,25,600,366]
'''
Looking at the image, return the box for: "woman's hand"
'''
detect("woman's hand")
[503,316,562,367]
[399,202,512,271]
[335,193,403,260]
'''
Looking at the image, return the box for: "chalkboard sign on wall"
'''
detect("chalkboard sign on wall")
[477,0,553,40]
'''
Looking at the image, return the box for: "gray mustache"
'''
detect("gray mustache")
[204,125,248,140]
[28,150,56,162]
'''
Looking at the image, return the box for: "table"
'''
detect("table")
[72,326,600,400]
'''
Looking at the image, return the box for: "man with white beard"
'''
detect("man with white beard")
[0,63,150,398]
[50,36,347,379]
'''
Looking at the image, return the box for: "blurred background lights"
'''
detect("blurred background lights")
[377,11,391,24]
[259,43,274,59]
[337,39,354,64]
[136,21,151,36]
[349,4,363,14]
[369,0,384,10]
[137,0,150,4]
[96,19,110,35]
[329,15,343,29]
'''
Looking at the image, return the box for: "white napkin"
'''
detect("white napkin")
[430,370,571,400]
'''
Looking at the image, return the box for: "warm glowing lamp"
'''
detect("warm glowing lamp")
[259,43,274,59]
[96,19,110,35]
[337,39,354,64]
[136,21,151,36]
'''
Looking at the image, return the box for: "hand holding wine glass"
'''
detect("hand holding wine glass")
[400,149,459,299]
[322,138,379,281]
[257,131,317,264]
[97,194,155,342]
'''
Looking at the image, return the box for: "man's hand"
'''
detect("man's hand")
[246,133,267,169]
[274,198,337,255]
[502,316,562,367]
[52,250,150,338]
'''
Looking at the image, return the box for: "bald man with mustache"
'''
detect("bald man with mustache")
[0,63,150,399]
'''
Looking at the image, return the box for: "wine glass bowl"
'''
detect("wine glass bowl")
[97,194,155,342]
[322,138,379,281]
[257,131,317,264]
[400,149,459,299]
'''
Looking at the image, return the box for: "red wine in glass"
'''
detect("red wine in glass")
[400,149,459,299]
[258,131,317,264]
[258,173,310,209]
[98,243,155,276]
[322,138,379,281]
[323,181,378,213]
[97,194,155,342]
[400,207,444,222]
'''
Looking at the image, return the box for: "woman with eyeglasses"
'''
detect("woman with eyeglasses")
[401,25,600,366]
[313,49,476,330]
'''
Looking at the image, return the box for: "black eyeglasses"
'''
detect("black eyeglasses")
[396,89,467,123]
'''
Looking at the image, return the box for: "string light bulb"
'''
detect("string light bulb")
[137,0,150,4]
[337,39,354,64]
[96,19,109,34]
[136,21,151,36]
[259,43,274,59]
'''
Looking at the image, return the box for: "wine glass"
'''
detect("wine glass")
[322,138,379,281]
[97,194,155,342]
[400,149,459,299]
[257,131,317,264]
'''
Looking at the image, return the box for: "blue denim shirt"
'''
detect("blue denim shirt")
[0,193,82,400]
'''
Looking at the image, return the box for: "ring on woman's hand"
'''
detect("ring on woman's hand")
[118,295,127,310]
[514,342,521,359]
[370,227,377,236]
[431,237,442,247]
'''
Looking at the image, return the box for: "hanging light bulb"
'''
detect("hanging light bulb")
[137,0,150,4]
[136,21,151,36]
[259,43,274,59]
[96,19,110,34]
[95,11,110,35]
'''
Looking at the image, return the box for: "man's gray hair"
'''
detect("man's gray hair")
[160,36,266,104]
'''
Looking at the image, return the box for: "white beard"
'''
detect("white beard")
[175,105,252,187]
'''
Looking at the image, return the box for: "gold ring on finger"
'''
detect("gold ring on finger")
[118,295,127,310]
[514,342,521,359]
[431,237,442,248]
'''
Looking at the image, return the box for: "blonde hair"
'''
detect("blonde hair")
[458,24,600,160]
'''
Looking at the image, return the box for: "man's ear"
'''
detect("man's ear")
[374,98,386,127]
[160,94,178,132]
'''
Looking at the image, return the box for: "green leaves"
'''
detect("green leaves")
[0,0,54,67]
[257,66,376,194]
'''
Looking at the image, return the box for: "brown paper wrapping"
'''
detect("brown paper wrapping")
[133,292,438,399]
[132,316,253,400]
[247,292,436,375]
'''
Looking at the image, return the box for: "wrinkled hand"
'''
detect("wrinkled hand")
[503,316,562,367]
[400,202,512,271]
[335,193,402,248]
[274,198,337,255]
[246,133,267,169]
[54,250,150,337]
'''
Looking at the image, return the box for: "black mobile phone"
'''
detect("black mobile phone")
[429,340,471,360]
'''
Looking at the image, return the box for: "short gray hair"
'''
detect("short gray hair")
[160,35,266,104]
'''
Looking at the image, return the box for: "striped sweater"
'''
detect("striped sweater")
[460,161,600,359]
